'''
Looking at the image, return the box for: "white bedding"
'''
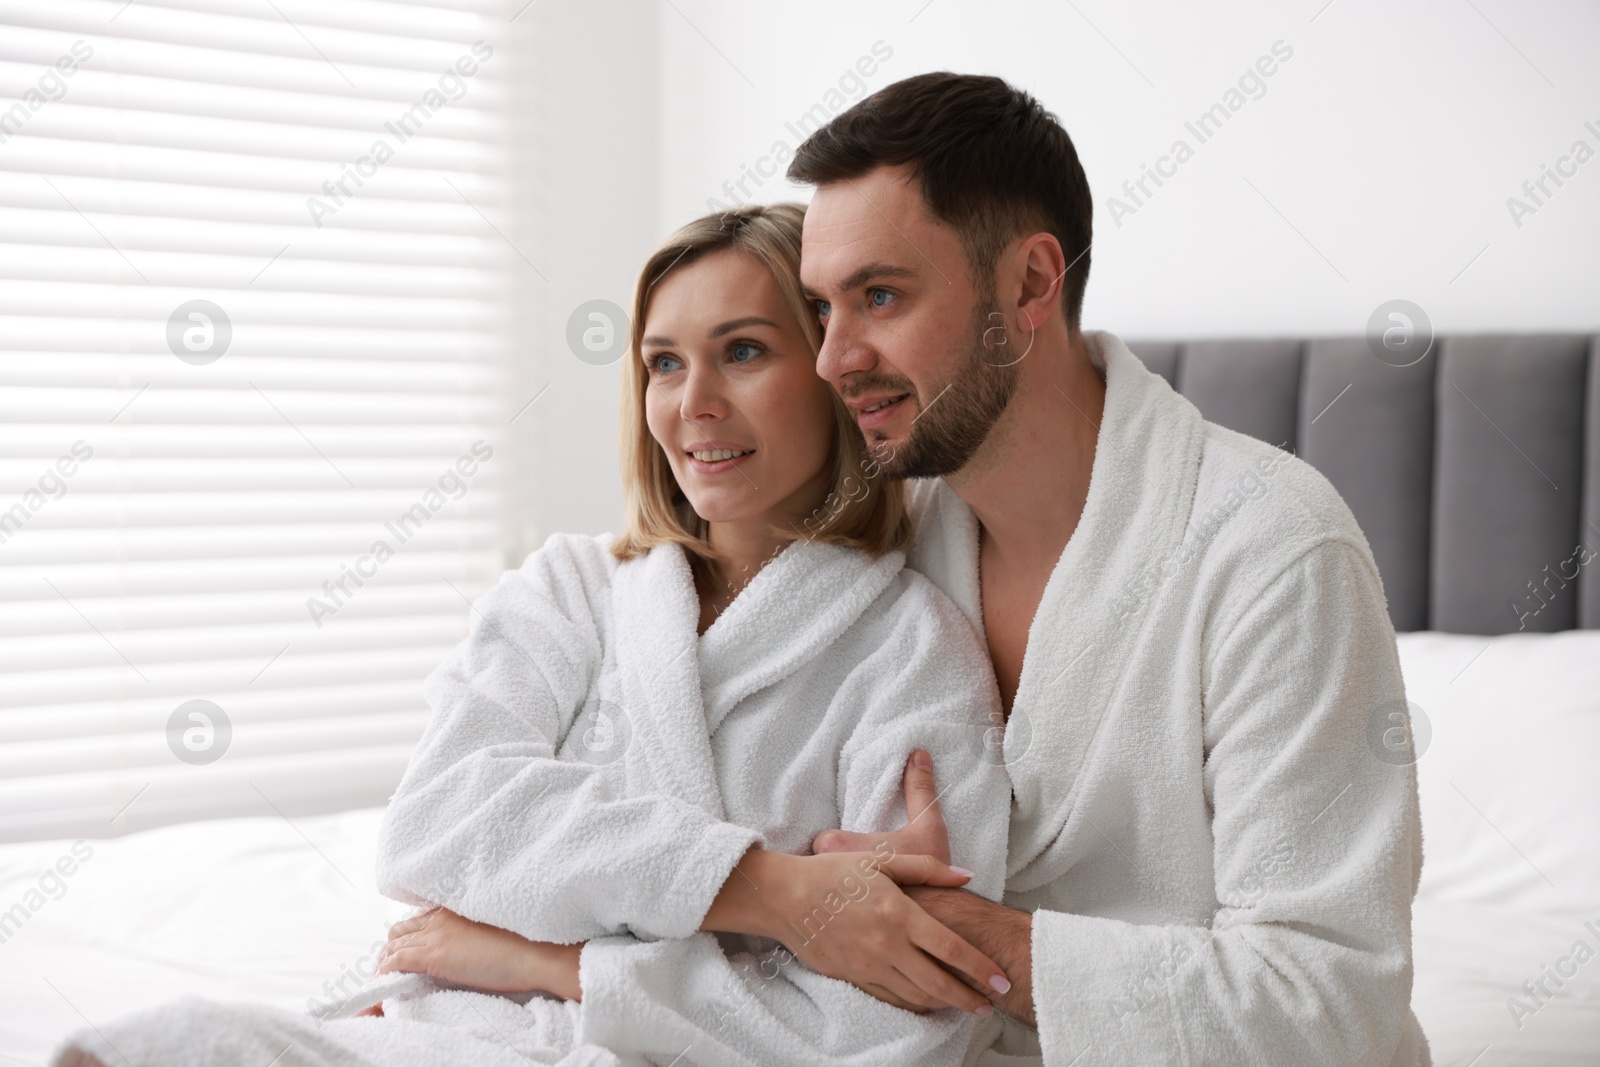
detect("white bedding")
[1412,901,1600,1067]
[2,632,1598,1065]
[0,807,406,1065]
[1397,630,1600,1066]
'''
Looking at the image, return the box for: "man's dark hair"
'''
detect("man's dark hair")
[787,72,1093,330]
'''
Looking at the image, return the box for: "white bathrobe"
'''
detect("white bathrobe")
[912,331,1429,1067]
[56,534,1011,1067]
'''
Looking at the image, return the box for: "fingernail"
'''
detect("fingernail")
[949,866,973,878]
[974,1004,992,1016]
[988,974,1011,994]
[913,750,933,771]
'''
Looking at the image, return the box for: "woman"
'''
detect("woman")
[55,205,1011,1067]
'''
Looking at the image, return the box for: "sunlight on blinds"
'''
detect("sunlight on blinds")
[0,0,513,842]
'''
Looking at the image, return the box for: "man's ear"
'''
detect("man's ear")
[1011,230,1068,333]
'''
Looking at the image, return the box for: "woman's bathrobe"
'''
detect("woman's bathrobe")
[913,331,1429,1066]
[55,535,1011,1067]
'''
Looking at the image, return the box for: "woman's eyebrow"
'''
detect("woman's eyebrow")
[708,316,780,338]
[641,316,778,348]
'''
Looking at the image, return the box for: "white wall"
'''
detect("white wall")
[509,0,659,552]
[528,0,1600,538]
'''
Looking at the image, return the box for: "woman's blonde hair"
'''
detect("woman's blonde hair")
[611,202,910,563]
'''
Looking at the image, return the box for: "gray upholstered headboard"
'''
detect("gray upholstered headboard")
[1123,336,1600,635]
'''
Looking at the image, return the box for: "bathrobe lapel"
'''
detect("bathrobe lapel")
[609,543,727,817]
[698,540,903,733]
[923,333,1206,877]
[608,539,903,819]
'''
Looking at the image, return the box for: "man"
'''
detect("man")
[785,72,1430,1065]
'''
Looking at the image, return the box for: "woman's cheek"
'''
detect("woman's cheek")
[645,395,685,471]
[643,392,672,447]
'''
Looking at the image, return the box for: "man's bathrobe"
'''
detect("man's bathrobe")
[53,535,1011,1067]
[914,331,1430,1066]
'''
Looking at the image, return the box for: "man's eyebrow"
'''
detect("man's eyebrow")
[642,316,780,347]
[801,262,917,301]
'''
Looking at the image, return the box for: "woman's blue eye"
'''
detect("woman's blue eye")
[816,300,831,321]
[650,354,682,373]
[731,342,762,363]
[869,288,894,307]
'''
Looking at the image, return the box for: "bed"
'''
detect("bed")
[3,334,1597,1064]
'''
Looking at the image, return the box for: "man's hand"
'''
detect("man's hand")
[815,749,1037,1026]
[812,750,953,863]
[702,750,1013,1015]
[376,906,584,1002]
[701,844,1009,1016]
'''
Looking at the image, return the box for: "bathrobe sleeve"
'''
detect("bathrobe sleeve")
[575,579,1013,1067]
[1029,539,1423,1066]
[374,536,762,944]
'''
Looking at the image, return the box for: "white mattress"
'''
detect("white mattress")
[1411,901,1600,1066]
[0,806,408,1065]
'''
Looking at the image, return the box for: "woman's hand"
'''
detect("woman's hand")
[376,906,584,1002]
[796,751,1020,1018]
[703,844,1008,1016]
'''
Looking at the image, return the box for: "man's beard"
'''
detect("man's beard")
[856,294,1021,480]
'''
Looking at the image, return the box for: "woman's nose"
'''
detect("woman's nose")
[678,363,728,422]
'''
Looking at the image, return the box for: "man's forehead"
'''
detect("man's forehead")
[799,170,945,290]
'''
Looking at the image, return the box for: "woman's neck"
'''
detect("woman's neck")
[706,518,790,583]
[693,519,789,633]
[692,468,833,633]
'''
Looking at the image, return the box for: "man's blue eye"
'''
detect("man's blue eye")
[869,288,894,307]
[731,342,761,362]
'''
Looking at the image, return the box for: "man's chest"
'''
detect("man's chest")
[979,560,1051,716]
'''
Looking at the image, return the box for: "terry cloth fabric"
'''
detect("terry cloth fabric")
[911,331,1430,1067]
[56,534,1011,1067]
[57,989,626,1067]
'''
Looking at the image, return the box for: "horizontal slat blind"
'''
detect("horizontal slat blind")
[0,0,512,842]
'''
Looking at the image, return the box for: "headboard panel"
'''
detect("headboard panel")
[1300,338,1435,632]
[1433,337,1591,634]
[1124,335,1600,634]
[1178,339,1303,451]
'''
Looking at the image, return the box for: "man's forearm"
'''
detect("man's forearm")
[906,886,1036,1026]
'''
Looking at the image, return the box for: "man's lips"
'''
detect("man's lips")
[850,393,912,431]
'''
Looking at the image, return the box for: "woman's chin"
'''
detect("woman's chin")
[685,501,765,527]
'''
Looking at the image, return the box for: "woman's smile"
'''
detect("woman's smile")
[684,440,756,474]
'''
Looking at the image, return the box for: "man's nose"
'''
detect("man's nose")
[816,315,874,387]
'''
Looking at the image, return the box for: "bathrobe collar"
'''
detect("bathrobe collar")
[698,538,904,731]
[609,534,903,816]
[917,331,1206,877]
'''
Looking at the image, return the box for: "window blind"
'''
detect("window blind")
[0,0,512,843]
